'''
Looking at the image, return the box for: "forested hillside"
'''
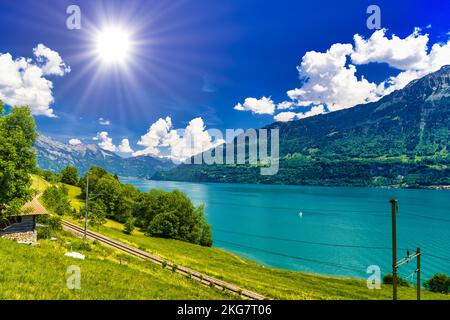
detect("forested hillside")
[154,66,450,187]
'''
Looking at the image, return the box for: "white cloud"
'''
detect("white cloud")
[133,117,173,157]
[33,44,70,76]
[118,138,134,153]
[234,97,276,115]
[93,131,117,152]
[274,111,297,122]
[98,117,111,126]
[133,117,222,162]
[68,138,82,146]
[0,44,69,117]
[270,28,450,120]
[351,29,429,70]
[287,43,381,112]
[274,105,326,122]
[277,101,295,110]
[168,117,217,161]
[297,105,326,120]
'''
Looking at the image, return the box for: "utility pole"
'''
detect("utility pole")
[390,198,398,301]
[417,247,421,301]
[84,174,89,239]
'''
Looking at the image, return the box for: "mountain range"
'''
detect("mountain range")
[35,135,175,178]
[153,65,450,187]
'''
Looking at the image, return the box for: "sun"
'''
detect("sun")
[95,27,131,63]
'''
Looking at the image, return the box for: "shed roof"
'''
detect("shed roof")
[19,197,48,216]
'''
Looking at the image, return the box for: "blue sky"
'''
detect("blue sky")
[0,0,449,158]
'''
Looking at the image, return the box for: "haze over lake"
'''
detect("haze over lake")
[121,178,450,280]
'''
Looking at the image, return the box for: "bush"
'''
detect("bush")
[68,240,92,252]
[123,217,136,235]
[383,274,410,287]
[424,274,449,294]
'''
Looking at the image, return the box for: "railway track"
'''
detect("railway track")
[61,220,267,300]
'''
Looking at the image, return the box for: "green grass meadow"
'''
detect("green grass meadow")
[16,174,449,300]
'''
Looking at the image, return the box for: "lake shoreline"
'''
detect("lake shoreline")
[120,176,450,191]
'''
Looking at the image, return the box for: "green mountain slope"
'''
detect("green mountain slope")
[154,66,450,187]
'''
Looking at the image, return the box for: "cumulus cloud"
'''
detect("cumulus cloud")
[291,29,450,110]
[98,117,111,126]
[118,138,134,153]
[33,44,71,76]
[133,117,173,157]
[133,117,223,162]
[234,97,276,115]
[269,28,450,120]
[93,131,117,152]
[274,105,326,122]
[274,111,297,122]
[287,42,382,112]
[68,138,82,146]
[0,44,69,117]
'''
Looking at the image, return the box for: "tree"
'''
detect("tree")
[79,166,108,196]
[60,165,79,185]
[424,274,449,294]
[383,274,410,287]
[0,102,37,220]
[144,189,213,246]
[123,217,136,235]
[41,185,71,215]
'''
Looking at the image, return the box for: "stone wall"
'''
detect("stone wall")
[0,231,37,243]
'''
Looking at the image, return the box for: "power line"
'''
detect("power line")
[215,239,366,273]
[424,252,450,263]
[201,200,389,217]
[400,213,450,223]
[213,228,409,251]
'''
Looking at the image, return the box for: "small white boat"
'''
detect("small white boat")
[298,211,303,218]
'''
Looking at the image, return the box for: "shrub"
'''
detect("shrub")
[383,274,410,287]
[123,217,136,235]
[69,240,92,252]
[424,274,449,294]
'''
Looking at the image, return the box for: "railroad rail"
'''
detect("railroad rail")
[61,219,267,300]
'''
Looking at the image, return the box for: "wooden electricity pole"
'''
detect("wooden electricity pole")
[390,198,398,301]
[417,247,421,301]
[389,198,422,301]
[84,174,89,239]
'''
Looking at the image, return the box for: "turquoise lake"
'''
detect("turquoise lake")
[120,178,450,280]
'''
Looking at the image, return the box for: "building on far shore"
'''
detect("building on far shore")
[0,197,48,243]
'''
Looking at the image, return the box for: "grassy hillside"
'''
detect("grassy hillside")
[57,181,450,300]
[31,174,51,193]
[0,232,233,300]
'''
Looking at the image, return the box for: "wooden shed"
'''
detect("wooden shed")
[0,197,48,243]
